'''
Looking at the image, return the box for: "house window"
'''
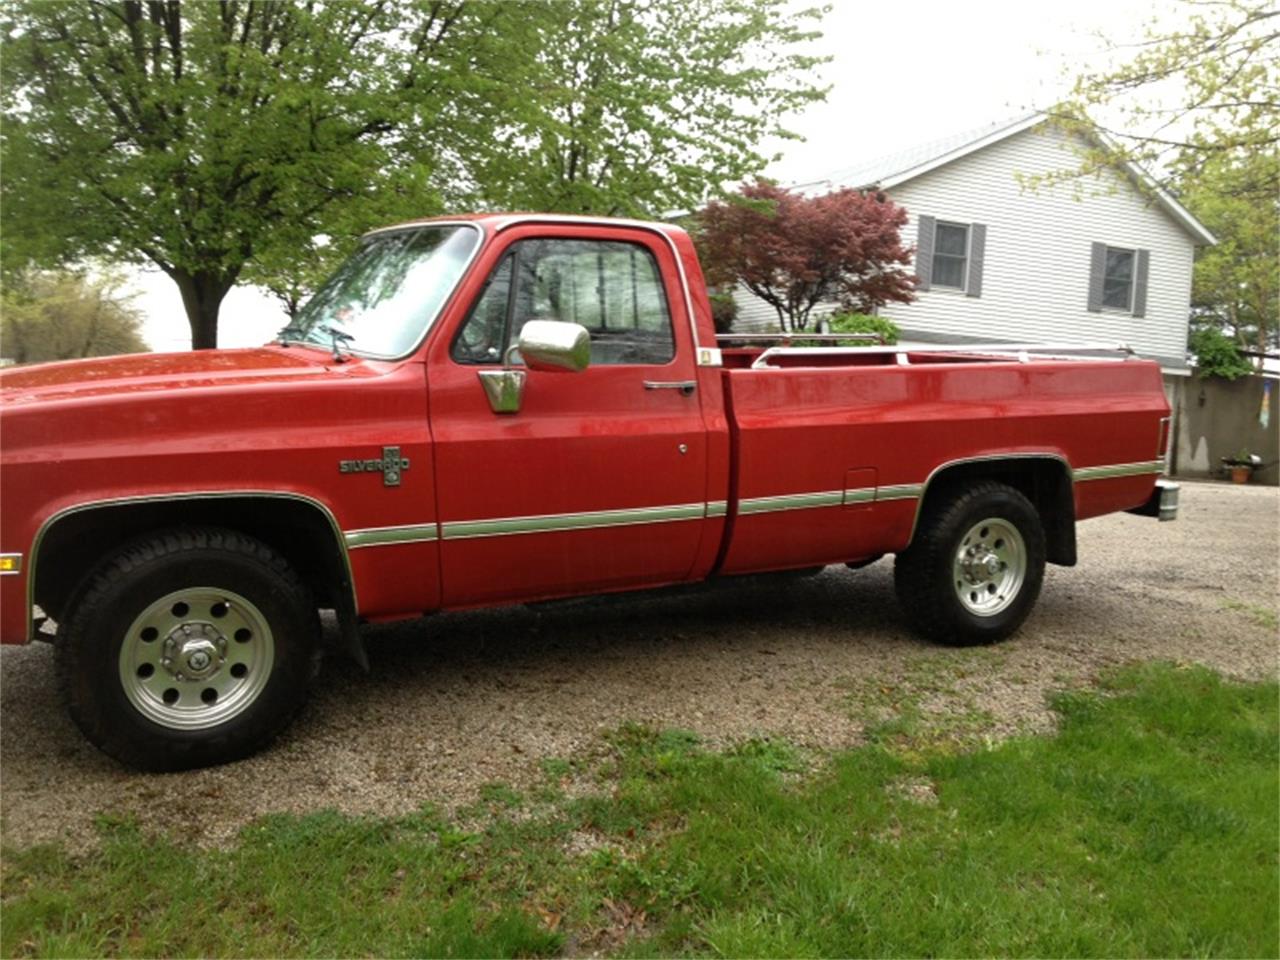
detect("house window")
[932,222,970,290]
[1102,246,1135,310]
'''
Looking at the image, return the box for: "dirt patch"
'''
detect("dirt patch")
[2,482,1276,850]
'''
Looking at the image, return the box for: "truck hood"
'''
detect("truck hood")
[0,346,353,405]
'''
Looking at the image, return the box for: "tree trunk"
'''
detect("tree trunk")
[173,269,234,349]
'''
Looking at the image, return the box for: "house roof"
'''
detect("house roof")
[794,112,1217,246]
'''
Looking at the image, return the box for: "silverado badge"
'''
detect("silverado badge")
[339,446,410,487]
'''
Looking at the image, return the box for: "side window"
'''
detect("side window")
[1101,246,1135,310]
[455,238,675,365]
[915,215,985,297]
[1087,242,1149,317]
[931,221,970,289]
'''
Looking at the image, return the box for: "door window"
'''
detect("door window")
[453,238,675,365]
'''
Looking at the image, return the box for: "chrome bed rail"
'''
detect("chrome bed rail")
[715,333,884,344]
[747,341,1137,370]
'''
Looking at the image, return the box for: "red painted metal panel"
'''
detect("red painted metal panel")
[0,574,23,642]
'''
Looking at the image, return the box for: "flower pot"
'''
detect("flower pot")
[1230,464,1251,484]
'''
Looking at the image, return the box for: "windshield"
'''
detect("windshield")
[284,224,481,358]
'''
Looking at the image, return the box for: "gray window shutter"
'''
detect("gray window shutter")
[915,215,935,291]
[1087,242,1105,312]
[965,223,986,298]
[1132,249,1149,317]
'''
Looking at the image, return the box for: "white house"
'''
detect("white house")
[734,113,1216,373]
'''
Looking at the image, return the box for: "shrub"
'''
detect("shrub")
[1190,327,1253,380]
[828,312,899,346]
[708,292,738,334]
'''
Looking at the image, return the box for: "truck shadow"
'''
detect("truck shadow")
[322,563,910,699]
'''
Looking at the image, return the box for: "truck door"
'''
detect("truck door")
[426,225,710,607]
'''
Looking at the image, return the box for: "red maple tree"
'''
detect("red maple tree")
[696,179,917,331]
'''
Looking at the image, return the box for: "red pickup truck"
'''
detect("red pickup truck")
[0,214,1178,770]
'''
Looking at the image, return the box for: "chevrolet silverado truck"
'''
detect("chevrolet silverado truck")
[0,214,1179,770]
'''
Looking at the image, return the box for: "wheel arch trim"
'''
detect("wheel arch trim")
[907,453,1074,545]
[27,490,357,642]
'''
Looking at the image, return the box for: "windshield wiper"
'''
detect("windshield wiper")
[320,324,355,363]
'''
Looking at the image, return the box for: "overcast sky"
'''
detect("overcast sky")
[132,0,1175,352]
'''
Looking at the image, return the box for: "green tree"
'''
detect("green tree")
[1,1,496,349]
[2,1,827,349]
[469,0,827,217]
[1061,0,1277,176]
[1,270,149,363]
[1179,149,1278,355]
[1056,0,1278,360]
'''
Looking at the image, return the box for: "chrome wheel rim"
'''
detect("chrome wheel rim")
[952,518,1026,617]
[117,587,274,730]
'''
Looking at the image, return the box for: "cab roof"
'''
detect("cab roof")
[362,212,688,240]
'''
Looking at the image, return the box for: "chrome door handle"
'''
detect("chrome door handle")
[643,380,697,396]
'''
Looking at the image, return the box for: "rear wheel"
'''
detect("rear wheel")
[894,482,1046,646]
[57,527,318,770]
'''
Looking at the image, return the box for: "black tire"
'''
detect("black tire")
[894,481,1046,646]
[56,527,319,771]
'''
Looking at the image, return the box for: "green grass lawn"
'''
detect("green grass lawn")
[3,662,1277,958]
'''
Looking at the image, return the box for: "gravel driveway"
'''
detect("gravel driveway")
[2,481,1276,850]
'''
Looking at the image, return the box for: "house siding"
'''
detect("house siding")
[734,124,1197,365]
[734,288,788,332]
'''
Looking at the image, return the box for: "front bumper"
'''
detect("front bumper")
[1126,478,1179,522]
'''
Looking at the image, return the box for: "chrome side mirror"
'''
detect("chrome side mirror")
[518,319,591,373]
[477,319,590,414]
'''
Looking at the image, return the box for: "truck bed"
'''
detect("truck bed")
[716,350,1167,576]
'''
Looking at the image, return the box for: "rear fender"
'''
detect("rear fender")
[910,455,1077,566]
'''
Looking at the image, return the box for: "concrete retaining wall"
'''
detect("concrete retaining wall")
[1167,373,1279,486]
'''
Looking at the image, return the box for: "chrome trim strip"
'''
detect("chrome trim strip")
[1072,460,1165,482]
[738,490,846,515]
[705,501,728,518]
[344,524,439,549]
[0,553,23,576]
[742,483,927,516]
[490,215,707,363]
[26,491,357,643]
[441,502,707,540]
[877,483,924,502]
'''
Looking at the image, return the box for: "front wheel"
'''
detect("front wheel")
[57,528,319,770]
[894,482,1046,646]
